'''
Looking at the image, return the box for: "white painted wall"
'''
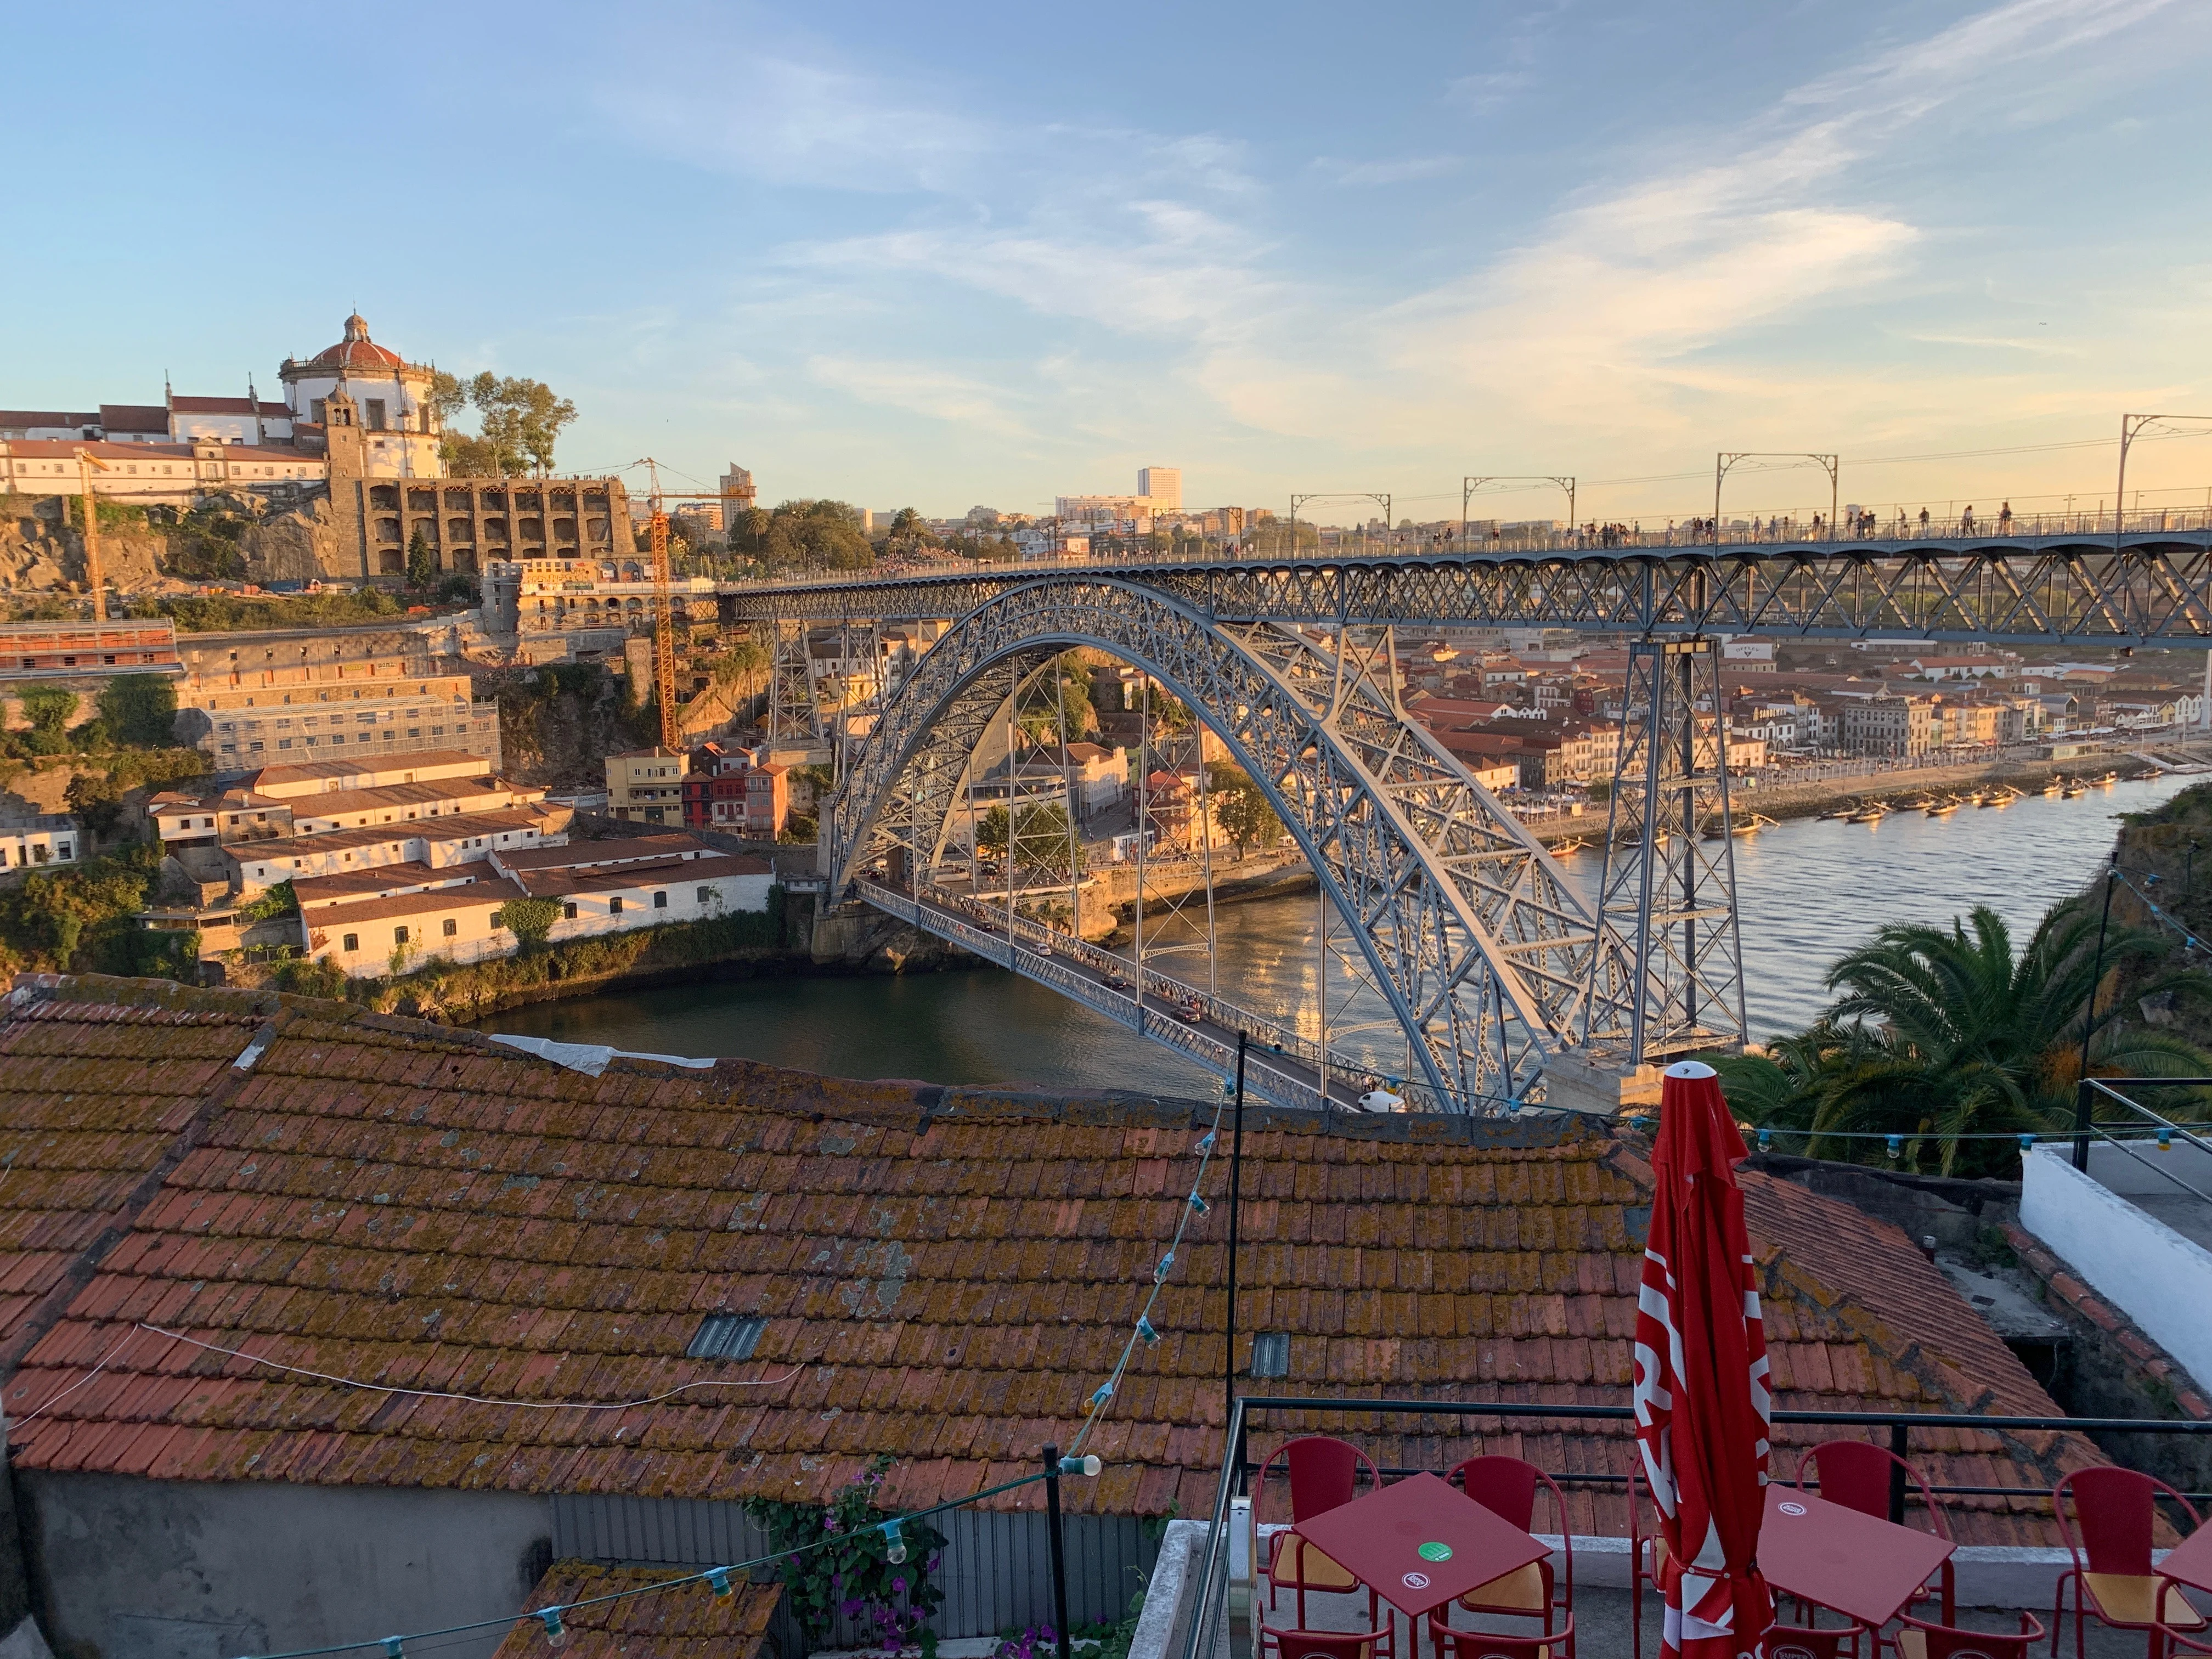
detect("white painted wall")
[2021,1143,2212,1393]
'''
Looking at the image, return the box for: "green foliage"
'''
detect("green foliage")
[109,747,208,791]
[158,498,252,582]
[437,574,477,605]
[236,881,298,924]
[406,528,436,589]
[741,1455,946,1652]
[431,371,577,475]
[1207,761,1284,856]
[732,500,875,572]
[159,589,402,633]
[1714,898,2212,1176]
[17,686,77,755]
[96,674,178,749]
[978,801,1084,878]
[64,771,125,839]
[273,956,346,998]
[493,895,565,951]
[0,842,165,973]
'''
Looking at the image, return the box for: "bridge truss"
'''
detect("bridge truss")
[828,577,1641,1113]
[725,535,2212,645]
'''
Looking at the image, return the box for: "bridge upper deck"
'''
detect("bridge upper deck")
[716,523,2212,646]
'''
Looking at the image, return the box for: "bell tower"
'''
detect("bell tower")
[323,383,365,482]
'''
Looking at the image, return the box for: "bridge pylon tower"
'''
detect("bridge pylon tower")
[1584,637,1747,1069]
[765,617,825,749]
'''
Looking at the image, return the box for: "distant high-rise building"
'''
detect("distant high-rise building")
[1137,466,1182,512]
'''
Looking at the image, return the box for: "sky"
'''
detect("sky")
[9,0,2212,525]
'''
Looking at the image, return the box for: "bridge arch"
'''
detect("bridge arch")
[827,577,1633,1111]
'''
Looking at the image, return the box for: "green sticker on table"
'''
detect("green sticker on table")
[1417,1541,1453,1562]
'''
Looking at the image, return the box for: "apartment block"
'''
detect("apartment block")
[607,748,689,825]
[175,665,501,771]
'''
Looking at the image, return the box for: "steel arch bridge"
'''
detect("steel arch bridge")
[829,575,1639,1114]
[724,531,2212,644]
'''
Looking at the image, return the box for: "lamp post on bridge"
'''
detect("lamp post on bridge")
[1715,452,1838,548]
[2116,414,2212,550]
[1289,492,1392,557]
[1462,476,1576,550]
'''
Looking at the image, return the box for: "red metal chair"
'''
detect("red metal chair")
[1627,1462,1669,1659]
[1793,1439,1957,1622]
[1254,1436,1385,1628]
[2052,1468,2207,1659]
[1766,1621,1871,1659]
[1894,1612,2045,1659]
[1444,1457,1572,1637]
[1260,1625,1395,1659]
[1427,1612,1573,1659]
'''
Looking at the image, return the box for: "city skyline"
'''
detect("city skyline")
[7,1,2212,523]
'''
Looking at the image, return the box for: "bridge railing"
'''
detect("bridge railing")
[714,506,2212,591]
[856,878,1399,1113]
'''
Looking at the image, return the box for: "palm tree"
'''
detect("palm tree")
[1716,898,2212,1175]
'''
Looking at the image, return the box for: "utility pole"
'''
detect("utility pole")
[75,450,109,621]
[641,458,680,752]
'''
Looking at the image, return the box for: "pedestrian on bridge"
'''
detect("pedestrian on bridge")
[2000,501,2013,531]
[1919,507,1931,533]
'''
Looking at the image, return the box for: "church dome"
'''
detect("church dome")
[291,312,406,374]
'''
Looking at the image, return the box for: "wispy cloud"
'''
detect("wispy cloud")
[806,357,1032,440]
[1313,154,1465,187]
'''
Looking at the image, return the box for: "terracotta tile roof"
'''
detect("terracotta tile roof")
[512,853,771,899]
[246,752,490,792]
[302,877,524,929]
[0,977,2099,1543]
[490,1562,778,1659]
[294,863,483,908]
[231,806,562,865]
[495,835,708,873]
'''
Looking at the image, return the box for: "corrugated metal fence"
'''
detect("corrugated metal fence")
[552,1493,1158,1654]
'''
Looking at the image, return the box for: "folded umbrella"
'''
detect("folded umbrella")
[1633,1059,1775,1659]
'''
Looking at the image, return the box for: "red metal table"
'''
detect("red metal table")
[2158,1522,2212,1596]
[1291,1471,1551,1622]
[1758,1485,1956,1629]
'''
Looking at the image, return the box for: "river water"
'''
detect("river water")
[479,775,2199,1096]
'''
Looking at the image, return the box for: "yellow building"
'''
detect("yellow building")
[607,748,690,825]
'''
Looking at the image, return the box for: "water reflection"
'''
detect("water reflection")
[481,775,2198,1086]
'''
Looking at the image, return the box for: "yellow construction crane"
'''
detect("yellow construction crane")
[633,463,755,753]
[74,449,111,622]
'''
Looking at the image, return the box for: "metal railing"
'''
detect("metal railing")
[715,509,2212,594]
[1178,1393,2212,1659]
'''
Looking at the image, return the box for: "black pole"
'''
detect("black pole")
[1042,1444,1071,1659]
[1888,1422,1909,1525]
[2075,858,2119,1171]
[1226,1032,1248,1483]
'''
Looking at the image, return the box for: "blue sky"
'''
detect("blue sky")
[9,0,2212,523]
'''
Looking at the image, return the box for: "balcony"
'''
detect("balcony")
[1135,1397,2212,1659]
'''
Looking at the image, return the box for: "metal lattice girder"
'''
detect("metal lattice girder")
[828,577,1638,1113]
[722,535,2212,645]
[1584,639,1747,1065]
[765,618,823,746]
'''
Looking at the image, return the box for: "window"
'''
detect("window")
[652,891,668,909]
[393,926,410,945]
[610,896,625,914]
[563,902,578,919]
[686,1314,766,1361]
[365,398,387,431]
[1249,1332,1290,1379]
[342,933,358,952]
[697,887,711,904]
[442,917,458,938]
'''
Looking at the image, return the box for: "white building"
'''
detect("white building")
[276,314,443,477]
[0,815,80,869]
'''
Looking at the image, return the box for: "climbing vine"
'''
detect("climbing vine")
[741,1454,947,1656]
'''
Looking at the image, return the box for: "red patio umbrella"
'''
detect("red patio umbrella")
[1633,1059,1775,1659]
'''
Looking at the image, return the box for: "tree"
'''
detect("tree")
[978,801,1082,879]
[1207,761,1283,856]
[1714,899,2212,1176]
[64,772,125,840]
[494,896,565,952]
[405,528,436,589]
[738,500,874,572]
[427,369,577,475]
[18,687,77,756]
[95,674,178,749]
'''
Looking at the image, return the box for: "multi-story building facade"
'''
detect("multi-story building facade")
[607,748,690,825]
[1136,467,1182,512]
[173,665,500,771]
[481,557,712,658]
[1842,693,1936,757]
[0,619,180,679]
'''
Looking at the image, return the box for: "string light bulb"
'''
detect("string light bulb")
[1136,1315,1160,1345]
[1886,1133,1903,1160]
[1188,1191,1210,1214]
[384,1641,405,1659]
[1195,1131,1216,1154]
[538,1611,568,1649]
[1059,1454,1103,1477]
[1089,1383,1114,1407]
[1757,1128,1771,1150]
[2159,1127,2175,1150]
[1154,1252,1174,1283]
[707,1568,733,1600]
[882,1520,907,1565]
[2021,1133,2037,1150]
